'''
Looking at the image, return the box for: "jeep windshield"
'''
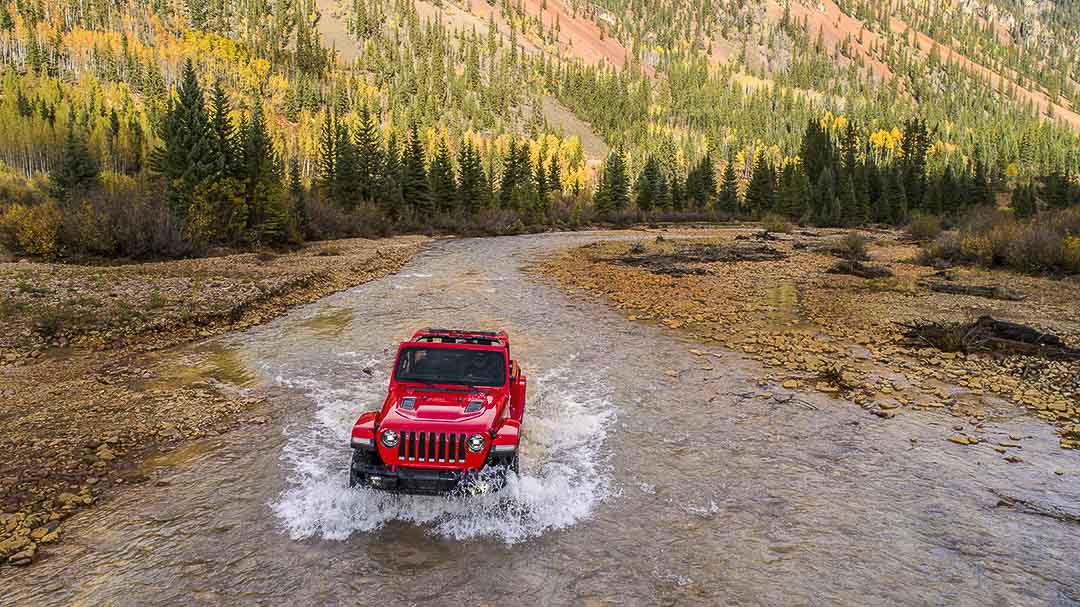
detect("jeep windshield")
[394,346,506,387]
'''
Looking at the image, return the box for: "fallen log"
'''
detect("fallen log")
[973,316,1064,347]
[828,260,894,279]
[898,316,1080,360]
[616,243,787,274]
[919,280,1026,301]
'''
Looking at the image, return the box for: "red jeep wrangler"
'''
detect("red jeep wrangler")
[349,329,526,495]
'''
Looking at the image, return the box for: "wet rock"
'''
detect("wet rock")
[0,535,30,557]
[1004,455,1024,463]
[55,493,78,506]
[7,544,35,566]
[947,435,975,445]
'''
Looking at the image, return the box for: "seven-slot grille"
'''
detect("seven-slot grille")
[397,431,468,463]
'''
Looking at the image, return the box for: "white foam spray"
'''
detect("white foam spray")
[271,354,615,543]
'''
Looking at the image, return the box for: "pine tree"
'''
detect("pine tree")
[547,155,562,194]
[498,140,535,210]
[208,79,240,178]
[717,160,739,215]
[429,138,456,213]
[778,162,809,220]
[456,138,487,213]
[813,167,836,225]
[333,121,358,208]
[379,133,404,218]
[635,155,662,212]
[970,151,994,207]
[1012,182,1036,218]
[150,59,218,218]
[885,168,909,224]
[354,105,382,201]
[837,172,859,226]
[940,164,961,215]
[499,140,521,210]
[655,168,672,211]
[595,146,629,214]
[698,152,717,209]
[922,176,944,217]
[52,122,100,199]
[670,170,686,212]
[744,156,775,218]
[317,110,337,195]
[241,100,288,244]
[1039,168,1069,209]
[289,158,308,236]
[853,164,871,221]
[401,122,431,214]
[531,154,551,219]
[534,145,549,197]
[901,118,929,211]
[801,119,833,192]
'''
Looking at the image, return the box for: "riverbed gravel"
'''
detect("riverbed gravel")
[0,236,428,566]
[542,227,1080,449]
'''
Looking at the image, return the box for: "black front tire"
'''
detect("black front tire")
[349,449,376,488]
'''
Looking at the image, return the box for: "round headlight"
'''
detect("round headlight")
[380,429,399,448]
[466,433,486,453]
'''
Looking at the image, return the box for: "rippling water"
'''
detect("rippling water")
[4,231,1079,606]
[271,357,616,543]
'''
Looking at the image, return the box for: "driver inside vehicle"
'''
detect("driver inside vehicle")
[464,354,502,383]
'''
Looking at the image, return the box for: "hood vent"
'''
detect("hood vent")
[400,397,417,411]
[464,400,484,413]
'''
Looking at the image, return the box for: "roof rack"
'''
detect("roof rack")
[411,328,509,348]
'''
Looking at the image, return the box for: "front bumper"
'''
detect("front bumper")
[350,449,516,495]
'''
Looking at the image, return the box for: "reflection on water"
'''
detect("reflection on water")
[146,342,259,389]
[764,281,801,327]
[299,307,354,338]
[140,440,222,475]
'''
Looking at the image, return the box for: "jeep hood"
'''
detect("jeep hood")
[380,385,507,428]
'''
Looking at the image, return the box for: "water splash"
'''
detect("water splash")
[271,355,615,543]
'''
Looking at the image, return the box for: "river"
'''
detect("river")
[4,233,1079,605]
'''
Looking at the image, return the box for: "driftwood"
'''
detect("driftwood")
[899,316,1080,360]
[974,316,1065,347]
[828,260,894,279]
[919,280,1026,301]
[735,230,780,242]
[616,243,786,276]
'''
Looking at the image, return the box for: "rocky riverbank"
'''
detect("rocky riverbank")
[0,236,428,566]
[541,226,1080,452]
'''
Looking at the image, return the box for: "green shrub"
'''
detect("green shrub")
[920,204,1080,274]
[761,212,793,234]
[833,231,869,260]
[905,213,942,241]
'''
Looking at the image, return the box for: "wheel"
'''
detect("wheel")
[349,449,373,488]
